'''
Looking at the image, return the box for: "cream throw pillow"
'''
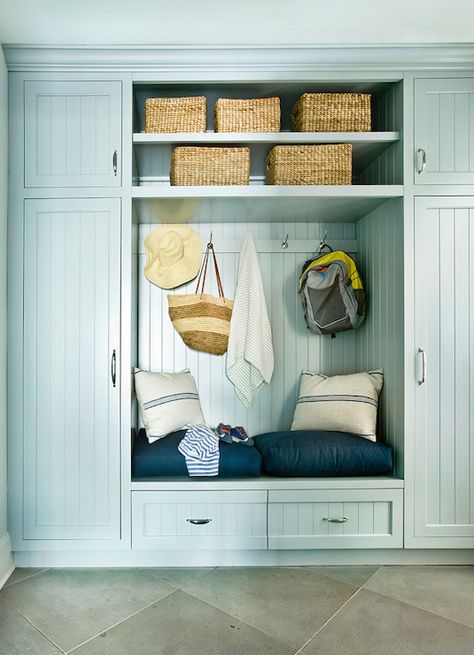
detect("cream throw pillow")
[291,370,384,441]
[134,368,205,443]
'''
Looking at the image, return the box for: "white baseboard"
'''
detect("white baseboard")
[0,533,14,588]
[13,548,474,568]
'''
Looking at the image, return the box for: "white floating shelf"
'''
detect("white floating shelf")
[133,131,399,144]
[132,185,403,224]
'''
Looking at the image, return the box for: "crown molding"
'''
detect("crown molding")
[3,44,474,74]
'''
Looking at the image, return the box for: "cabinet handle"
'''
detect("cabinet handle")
[187,518,212,525]
[418,347,427,385]
[111,349,116,387]
[113,150,118,176]
[416,147,426,174]
[323,517,349,524]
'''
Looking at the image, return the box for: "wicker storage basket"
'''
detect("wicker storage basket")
[170,146,250,186]
[291,93,371,132]
[145,96,206,133]
[266,144,352,185]
[214,97,281,132]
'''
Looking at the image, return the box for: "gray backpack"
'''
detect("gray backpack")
[299,250,366,336]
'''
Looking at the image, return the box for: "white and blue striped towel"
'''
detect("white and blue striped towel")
[178,425,220,476]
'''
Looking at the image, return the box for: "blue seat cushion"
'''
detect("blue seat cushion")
[132,428,262,478]
[254,430,393,477]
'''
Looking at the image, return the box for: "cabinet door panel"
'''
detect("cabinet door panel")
[414,78,474,184]
[23,198,121,540]
[413,197,474,545]
[25,81,121,187]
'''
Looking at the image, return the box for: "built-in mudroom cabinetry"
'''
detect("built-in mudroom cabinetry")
[5,47,474,566]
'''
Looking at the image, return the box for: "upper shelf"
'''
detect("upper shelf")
[133,131,399,144]
[133,131,400,173]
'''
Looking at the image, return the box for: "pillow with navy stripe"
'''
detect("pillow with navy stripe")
[134,368,205,443]
[291,370,384,441]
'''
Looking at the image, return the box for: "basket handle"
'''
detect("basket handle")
[195,240,226,300]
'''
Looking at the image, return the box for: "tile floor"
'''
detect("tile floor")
[1,565,473,654]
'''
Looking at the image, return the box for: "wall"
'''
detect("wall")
[138,221,358,437]
[0,46,13,585]
[355,198,405,477]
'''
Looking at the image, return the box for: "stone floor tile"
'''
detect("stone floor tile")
[183,566,357,649]
[0,597,62,655]
[365,565,474,629]
[1,568,175,652]
[2,568,48,588]
[308,565,380,588]
[141,567,214,589]
[69,590,293,655]
[301,588,474,655]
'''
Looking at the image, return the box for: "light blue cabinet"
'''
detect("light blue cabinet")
[410,197,474,547]
[22,198,121,540]
[414,78,474,184]
[24,80,122,187]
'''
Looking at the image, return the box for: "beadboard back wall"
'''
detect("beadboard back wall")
[139,220,364,438]
[138,221,357,435]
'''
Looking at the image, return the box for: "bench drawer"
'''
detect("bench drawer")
[132,490,267,550]
[268,489,403,549]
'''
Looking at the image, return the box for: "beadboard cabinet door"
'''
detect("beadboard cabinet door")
[24,81,121,187]
[410,197,474,547]
[414,78,474,184]
[22,198,121,540]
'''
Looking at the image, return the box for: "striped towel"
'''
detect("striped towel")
[178,425,220,476]
[226,232,274,408]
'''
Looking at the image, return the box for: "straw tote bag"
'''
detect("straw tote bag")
[168,241,234,355]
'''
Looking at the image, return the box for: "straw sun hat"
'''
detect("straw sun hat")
[144,225,202,289]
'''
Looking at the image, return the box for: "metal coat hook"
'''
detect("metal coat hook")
[207,231,213,248]
[281,233,289,249]
[317,230,330,255]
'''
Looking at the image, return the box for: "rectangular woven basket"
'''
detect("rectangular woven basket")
[214,97,281,132]
[145,96,207,133]
[266,144,353,185]
[291,93,371,132]
[170,146,250,186]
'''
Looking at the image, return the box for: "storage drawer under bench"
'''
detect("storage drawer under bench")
[268,488,403,549]
[132,490,267,550]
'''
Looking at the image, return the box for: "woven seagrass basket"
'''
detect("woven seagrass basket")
[214,97,281,132]
[145,96,206,133]
[291,93,371,132]
[170,146,250,186]
[266,144,352,185]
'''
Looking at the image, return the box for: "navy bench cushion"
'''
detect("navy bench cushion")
[254,430,393,477]
[132,428,262,478]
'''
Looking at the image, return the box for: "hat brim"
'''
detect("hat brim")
[144,225,202,290]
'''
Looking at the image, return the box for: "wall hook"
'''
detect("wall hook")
[281,233,289,249]
[207,230,213,248]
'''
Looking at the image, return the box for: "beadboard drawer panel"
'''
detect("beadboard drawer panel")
[268,489,403,549]
[132,491,267,550]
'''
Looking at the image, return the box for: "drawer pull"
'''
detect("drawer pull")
[187,518,212,525]
[323,517,349,524]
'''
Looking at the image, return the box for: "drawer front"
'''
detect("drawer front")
[132,490,267,550]
[268,489,403,549]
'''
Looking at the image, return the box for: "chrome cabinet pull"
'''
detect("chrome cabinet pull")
[323,517,349,524]
[187,518,212,525]
[416,147,426,174]
[111,349,116,387]
[113,150,118,175]
[418,347,427,385]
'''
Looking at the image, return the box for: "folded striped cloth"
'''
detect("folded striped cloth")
[178,425,220,476]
